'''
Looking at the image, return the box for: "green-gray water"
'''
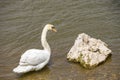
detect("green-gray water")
[0,0,120,80]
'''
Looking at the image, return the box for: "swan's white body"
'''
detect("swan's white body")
[13,24,56,74]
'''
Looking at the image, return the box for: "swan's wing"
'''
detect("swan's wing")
[19,49,49,66]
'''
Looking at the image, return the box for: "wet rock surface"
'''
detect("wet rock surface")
[67,33,112,68]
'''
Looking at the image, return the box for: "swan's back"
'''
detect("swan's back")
[13,49,50,73]
[20,49,50,66]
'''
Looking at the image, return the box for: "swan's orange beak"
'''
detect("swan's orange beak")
[52,28,57,32]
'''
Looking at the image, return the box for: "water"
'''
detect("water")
[0,0,120,80]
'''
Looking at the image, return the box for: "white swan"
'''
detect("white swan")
[13,24,57,74]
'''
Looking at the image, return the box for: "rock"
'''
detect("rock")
[67,33,112,68]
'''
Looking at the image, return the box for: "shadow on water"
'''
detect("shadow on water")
[16,66,50,80]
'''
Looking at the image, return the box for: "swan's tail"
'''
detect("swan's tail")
[13,65,34,74]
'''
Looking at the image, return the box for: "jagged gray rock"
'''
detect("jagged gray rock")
[67,33,112,68]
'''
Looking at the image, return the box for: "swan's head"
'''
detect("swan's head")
[45,24,57,32]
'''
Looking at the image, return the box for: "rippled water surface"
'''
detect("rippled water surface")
[0,0,120,80]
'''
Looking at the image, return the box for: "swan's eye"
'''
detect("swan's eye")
[52,27,55,29]
[51,26,57,32]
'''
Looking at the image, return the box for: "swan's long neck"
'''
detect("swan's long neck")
[41,27,51,53]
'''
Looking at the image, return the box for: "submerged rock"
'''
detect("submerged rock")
[67,33,112,68]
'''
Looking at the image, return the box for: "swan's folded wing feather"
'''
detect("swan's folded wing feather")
[19,49,49,66]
